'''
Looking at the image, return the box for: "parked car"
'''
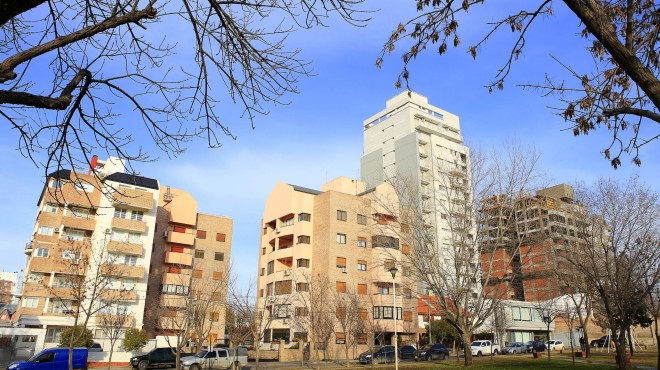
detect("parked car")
[546,340,565,352]
[470,340,500,357]
[7,348,88,370]
[88,343,103,352]
[502,342,527,354]
[179,348,247,370]
[358,345,396,364]
[591,335,617,348]
[526,341,547,353]
[417,344,450,361]
[398,345,417,360]
[130,348,194,370]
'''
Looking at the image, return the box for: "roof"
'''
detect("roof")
[47,169,72,179]
[418,295,445,316]
[105,172,159,190]
[289,184,321,195]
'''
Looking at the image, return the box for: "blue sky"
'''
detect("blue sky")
[1,1,658,286]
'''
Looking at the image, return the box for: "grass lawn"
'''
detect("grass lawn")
[360,357,610,370]
[552,348,658,368]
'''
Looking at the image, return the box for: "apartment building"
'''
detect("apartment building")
[481,184,587,302]
[15,156,232,350]
[256,177,418,358]
[0,272,19,306]
[361,91,476,295]
[144,186,232,345]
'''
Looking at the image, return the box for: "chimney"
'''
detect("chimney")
[89,155,98,174]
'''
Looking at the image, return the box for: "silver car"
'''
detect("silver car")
[502,342,527,354]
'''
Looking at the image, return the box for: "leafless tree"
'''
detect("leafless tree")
[333,289,366,367]
[379,1,660,167]
[371,142,545,366]
[225,277,254,348]
[648,286,660,370]
[557,298,581,365]
[0,0,368,176]
[39,235,135,370]
[97,306,131,370]
[531,297,562,360]
[569,176,659,370]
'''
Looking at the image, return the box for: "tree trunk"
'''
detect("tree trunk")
[547,327,551,361]
[614,328,630,370]
[107,349,114,370]
[463,333,473,366]
[627,327,634,357]
[654,317,659,370]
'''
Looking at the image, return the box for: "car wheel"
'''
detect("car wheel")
[494,350,498,356]
[426,354,431,361]
[137,361,149,370]
[477,351,482,357]
[442,353,448,361]
[190,364,199,370]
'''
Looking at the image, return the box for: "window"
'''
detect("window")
[357,214,367,225]
[120,279,136,290]
[69,207,90,219]
[274,280,292,295]
[335,307,346,319]
[22,297,39,308]
[403,311,413,322]
[211,292,222,301]
[267,261,274,275]
[335,332,346,344]
[173,226,186,233]
[194,250,205,259]
[336,233,346,244]
[45,327,63,343]
[74,182,94,192]
[114,208,127,219]
[372,235,399,249]
[111,230,141,244]
[50,179,63,189]
[337,210,347,221]
[356,237,367,248]
[196,230,207,239]
[260,268,265,276]
[262,247,266,255]
[336,281,346,293]
[64,229,85,241]
[213,271,223,281]
[295,307,308,316]
[62,250,77,260]
[297,258,310,268]
[402,244,410,254]
[161,284,189,295]
[297,235,310,244]
[130,210,144,221]
[43,203,58,213]
[298,213,311,222]
[124,255,137,266]
[215,252,224,261]
[35,248,49,258]
[296,283,309,292]
[38,226,54,236]
[216,233,226,242]
[357,333,368,344]
[357,284,367,295]
[359,309,368,321]
[378,286,390,295]
[372,306,402,320]
[357,260,367,271]
[281,217,294,227]
[193,269,203,278]
[336,257,346,268]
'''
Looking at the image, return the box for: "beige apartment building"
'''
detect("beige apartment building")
[256,177,418,359]
[15,156,232,350]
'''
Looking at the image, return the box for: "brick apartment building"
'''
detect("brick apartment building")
[14,156,232,350]
[481,184,586,302]
[256,177,418,358]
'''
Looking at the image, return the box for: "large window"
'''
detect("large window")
[64,229,85,241]
[49,179,63,189]
[130,210,144,221]
[43,203,58,213]
[62,249,78,260]
[275,305,290,318]
[45,327,64,343]
[35,248,49,258]
[372,306,402,320]
[297,235,310,244]
[298,213,311,222]
[336,233,346,244]
[161,284,189,295]
[337,210,347,221]
[22,297,39,308]
[38,226,54,236]
[281,217,294,227]
[215,252,224,261]
[372,235,399,249]
[267,261,274,275]
[357,214,367,225]
[296,283,309,292]
[511,306,532,321]
[297,258,310,268]
[69,207,91,219]
[111,230,141,244]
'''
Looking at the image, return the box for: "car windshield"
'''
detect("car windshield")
[470,342,483,347]
[28,351,45,362]
[195,351,208,358]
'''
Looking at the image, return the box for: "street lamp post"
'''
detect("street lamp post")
[389,267,399,370]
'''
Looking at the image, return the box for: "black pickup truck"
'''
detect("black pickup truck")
[130,348,194,370]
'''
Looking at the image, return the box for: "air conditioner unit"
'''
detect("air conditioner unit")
[54,227,60,233]
[283,270,291,276]
[105,228,111,234]
[341,267,347,274]
[163,231,169,238]
[275,228,281,234]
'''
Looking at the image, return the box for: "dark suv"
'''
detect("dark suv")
[591,335,618,348]
[526,341,547,353]
[358,346,396,364]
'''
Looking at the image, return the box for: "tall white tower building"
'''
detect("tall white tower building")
[361,91,473,293]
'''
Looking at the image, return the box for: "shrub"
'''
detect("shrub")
[123,329,148,351]
[59,326,94,348]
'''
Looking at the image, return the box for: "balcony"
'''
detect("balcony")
[164,251,193,266]
[112,188,154,210]
[29,257,85,275]
[107,240,143,256]
[166,231,194,246]
[162,272,190,285]
[161,296,187,308]
[25,243,33,255]
[100,289,139,302]
[96,314,135,327]
[111,218,147,233]
[61,214,95,231]
[101,264,145,279]
[414,117,440,134]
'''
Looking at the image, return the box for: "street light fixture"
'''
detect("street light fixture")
[389,266,399,370]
